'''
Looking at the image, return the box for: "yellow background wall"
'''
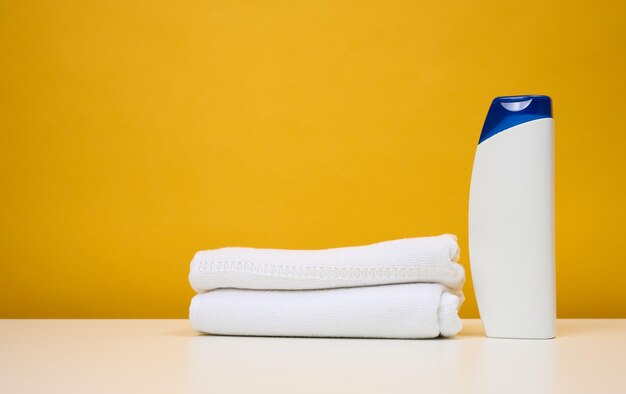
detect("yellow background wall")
[1,0,625,318]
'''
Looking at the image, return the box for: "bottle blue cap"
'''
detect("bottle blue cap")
[479,95,552,144]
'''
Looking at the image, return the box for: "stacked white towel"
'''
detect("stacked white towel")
[188,234,465,338]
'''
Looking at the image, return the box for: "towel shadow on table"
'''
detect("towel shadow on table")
[182,332,462,341]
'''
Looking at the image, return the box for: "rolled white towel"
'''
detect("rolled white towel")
[190,283,462,339]
[189,234,464,293]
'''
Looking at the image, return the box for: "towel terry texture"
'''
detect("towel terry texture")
[188,234,465,339]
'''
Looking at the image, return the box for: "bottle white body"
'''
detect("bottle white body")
[469,118,556,339]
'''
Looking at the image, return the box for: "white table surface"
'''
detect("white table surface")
[1,319,624,393]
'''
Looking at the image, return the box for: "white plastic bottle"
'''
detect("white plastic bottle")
[469,95,556,339]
